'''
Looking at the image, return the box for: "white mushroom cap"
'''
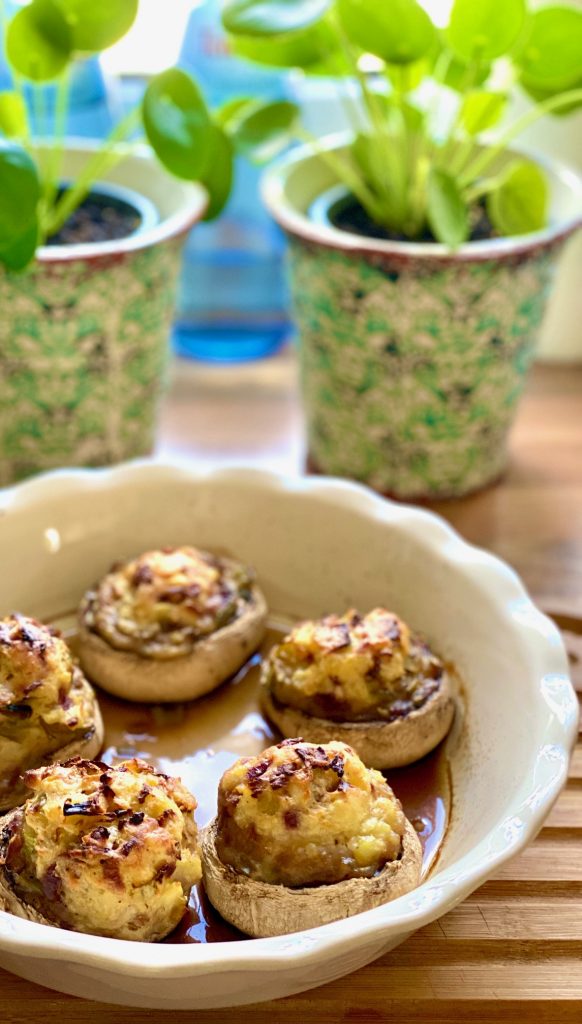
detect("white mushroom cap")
[201,815,422,938]
[261,673,455,770]
[78,584,267,703]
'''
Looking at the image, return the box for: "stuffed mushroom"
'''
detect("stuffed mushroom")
[0,757,201,941]
[78,545,267,703]
[260,608,455,769]
[0,614,103,812]
[201,738,422,937]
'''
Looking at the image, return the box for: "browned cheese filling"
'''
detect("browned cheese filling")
[0,757,201,941]
[80,546,255,660]
[263,608,446,722]
[215,739,405,887]
[0,615,97,800]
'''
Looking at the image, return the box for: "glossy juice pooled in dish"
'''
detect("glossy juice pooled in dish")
[62,620,452,943]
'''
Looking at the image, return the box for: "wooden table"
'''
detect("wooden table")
[2,352,582,1024]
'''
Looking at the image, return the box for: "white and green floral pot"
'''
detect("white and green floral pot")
[0,141,207,486]
[263,140,582,500]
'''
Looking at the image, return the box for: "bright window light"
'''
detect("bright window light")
[101,0,197,76]
[420,0,453,28]
[100,0,455,77]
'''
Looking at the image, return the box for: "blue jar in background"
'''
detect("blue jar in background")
[174,0,292,362]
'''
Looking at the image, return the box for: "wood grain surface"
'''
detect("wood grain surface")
[1,352,581,1023]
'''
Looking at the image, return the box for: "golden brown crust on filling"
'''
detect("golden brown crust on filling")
[215,739,406,887]
[262,608,447,723]
[0,757,201,942]
[0,615,100,804]
[80,546,257,660]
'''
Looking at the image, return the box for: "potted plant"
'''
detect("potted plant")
[225,0,582,499]
[0,0,298,484]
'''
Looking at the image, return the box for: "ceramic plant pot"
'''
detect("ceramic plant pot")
[263,140,582,500]
[0,141,207,486]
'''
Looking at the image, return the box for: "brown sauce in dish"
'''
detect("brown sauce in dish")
[61,621,452,944]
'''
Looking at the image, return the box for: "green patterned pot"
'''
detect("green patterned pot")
[263,143,582,499]
[0,143,207,486]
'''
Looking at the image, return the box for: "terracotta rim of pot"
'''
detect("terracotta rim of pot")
[36,138,208,265]
[262,134,582,266]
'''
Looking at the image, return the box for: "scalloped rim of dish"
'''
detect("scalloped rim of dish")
[0,462,577,979]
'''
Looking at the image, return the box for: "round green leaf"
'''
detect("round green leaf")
[427,168,469,247]
[53,0,139,52]
[460,91,506,136]
[222,0,331,36]
[0,220,39,271]
[386,58,431,93]
[215,97,258,129]
[228,99,298,161]
[439,51,491,92]
[0,92,29,138]
[6,0,72,82]
[0,144,40,246]
[402,101,424,134]
[286,40,352,76]
[487,160,548,236]
[448,0,526,62]
[520,78,582,114]
[337,0,435,65]
[230,18,340,68]
[142,69,213,181]
[201,125,233,221]
[515,6,582,94]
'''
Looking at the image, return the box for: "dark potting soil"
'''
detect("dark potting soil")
[47,191,141,246]
[332,195,497,244]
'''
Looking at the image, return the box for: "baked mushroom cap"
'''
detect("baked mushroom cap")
[77,546,268,703]
[201,739,422,937]
[202,814,421,938]
[0,614,103,812]
[0,757,201,942]
[260,609,455,769]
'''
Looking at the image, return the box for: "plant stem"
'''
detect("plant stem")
[294,125,384,221]
[439,61,483,168]
[463,173,505,204]
[330,12,405,223]
[43,69,70,215]
[338,80,364,137]
[31,85,52,231]
[448,134,476,177]
[414,50,452,185]
[387,64,419,232]
[425,50,452,139]
[31,82,48,138]
[361,72,406,217]
[310,42,362,135]
[460,88,582,186]
[45,105,142,238]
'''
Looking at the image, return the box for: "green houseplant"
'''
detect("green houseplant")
[0,0,298,484]
[225,0,582,499]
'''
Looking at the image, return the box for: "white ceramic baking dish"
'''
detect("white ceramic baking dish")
[0,463,577,1008]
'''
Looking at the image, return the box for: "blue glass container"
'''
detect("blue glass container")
[174,0,291,362]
